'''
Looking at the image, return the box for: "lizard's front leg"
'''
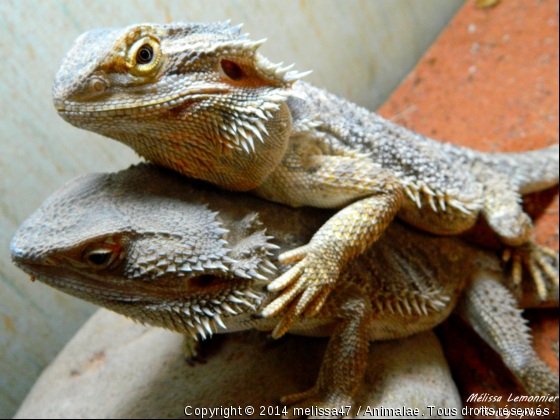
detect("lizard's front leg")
[182,335,206,366]
[281,286,373,419]
[254,153,402,338]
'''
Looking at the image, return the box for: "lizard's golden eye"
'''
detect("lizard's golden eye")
[136,45,154,64]
[83,244,122,270]
[126,37,162,75]
[221,59,244,81]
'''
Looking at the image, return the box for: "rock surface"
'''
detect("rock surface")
[15,309,462,419]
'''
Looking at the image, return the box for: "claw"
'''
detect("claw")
[535,246,559,287]
[506,242,559,300]
[271,304,298,339]
[297,286,323,314]
[512,250,523,286]
[261,276,305,318]
[280,388,353,419]
[304,287,331,317]
[540,246,559,260]
[529,256,548,301]
[267,262,305,292]
[278,244,310,264]
[263,240,342,341]
[502,247,512,263]
[280,388,318,406]
[271,286,323,339]
[182,335,206,366]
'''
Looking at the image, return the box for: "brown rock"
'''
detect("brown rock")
[15,309,462,419]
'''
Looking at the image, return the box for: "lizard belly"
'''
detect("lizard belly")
[366,309,454,341]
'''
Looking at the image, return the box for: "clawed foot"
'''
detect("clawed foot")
[503,242,559,300]
[183,335,206,366]
[259,244,339,339]
[280,388,353,419]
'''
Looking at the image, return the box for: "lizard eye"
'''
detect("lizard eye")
[83,245,122,270]
[126,37,162,75]
[221,59,244,81]
[136,45,154,64]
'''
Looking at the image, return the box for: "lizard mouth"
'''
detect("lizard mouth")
[16,262,266,338]
[54,86,229,117]
[19,262,260,303]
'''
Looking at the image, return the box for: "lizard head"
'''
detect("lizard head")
[11,164,278,340]
[53,21,310,190]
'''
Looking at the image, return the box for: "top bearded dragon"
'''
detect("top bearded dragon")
[52,22,559,335]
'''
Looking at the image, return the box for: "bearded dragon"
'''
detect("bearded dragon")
[52,22,560,335]
[10,164,559,416]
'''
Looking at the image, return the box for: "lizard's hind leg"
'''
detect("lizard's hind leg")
[457,271,559,403]
[503,244,559,301]
[477,170,558,299]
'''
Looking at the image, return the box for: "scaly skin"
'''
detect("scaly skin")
[11,164,559,417]
[52,22,560,332]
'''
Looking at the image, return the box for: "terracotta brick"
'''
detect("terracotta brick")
[378,0,559,417]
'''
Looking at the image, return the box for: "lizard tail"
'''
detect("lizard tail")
[458,271,559,402]
[479,144,559,195]
[442,143,559,195]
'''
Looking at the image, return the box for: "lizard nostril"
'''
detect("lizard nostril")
[10,247,27,264]
[43,257,59,266]
[11,247,24,259]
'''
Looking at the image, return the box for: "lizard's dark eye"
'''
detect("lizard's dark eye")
[89,252,110,266]
[221,60,244,81]
[137,45,154,64]
[83,245,121,270]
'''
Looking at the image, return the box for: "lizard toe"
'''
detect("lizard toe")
[505,242,559,300]
[263,250,340,336]
[182,335,206,366]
